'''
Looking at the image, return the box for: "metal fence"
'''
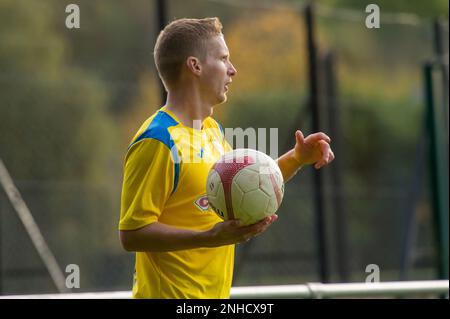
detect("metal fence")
[1,0,448,295]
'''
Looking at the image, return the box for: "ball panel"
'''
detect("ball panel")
[231,182,244,219]
[239,208,268,226]
[259,173,275,198]
[233,166,260,192]
[240,189,269,221]
[207,173,228,220]
[212,158,255,220]
[206,169,220,197]
[268,171,283,207]
[266,196,279,215]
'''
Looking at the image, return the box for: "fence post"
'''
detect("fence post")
[304,4,329,283]
[424,62,449,280]
[155,0,168,104]
[323,52,349,282]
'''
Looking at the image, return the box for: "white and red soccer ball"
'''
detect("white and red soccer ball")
[206,149,284,226]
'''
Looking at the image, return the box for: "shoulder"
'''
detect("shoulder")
[129,110,180,150]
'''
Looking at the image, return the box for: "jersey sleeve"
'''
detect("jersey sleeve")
[119,139,175,230]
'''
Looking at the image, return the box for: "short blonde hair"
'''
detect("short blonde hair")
[154,17,223,89]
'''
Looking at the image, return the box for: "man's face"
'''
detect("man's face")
[200,35,237,105]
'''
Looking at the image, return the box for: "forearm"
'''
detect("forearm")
[120,222,211,252]
[276,149,303,183]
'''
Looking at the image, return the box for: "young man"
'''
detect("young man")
[119,17,334,299]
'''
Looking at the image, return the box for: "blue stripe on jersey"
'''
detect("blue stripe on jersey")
[129,111,180,194]
[214,119,224,138]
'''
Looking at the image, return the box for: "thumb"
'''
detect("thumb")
[296,130,304,145]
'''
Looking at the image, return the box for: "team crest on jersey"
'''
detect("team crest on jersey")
[194,195,210,212]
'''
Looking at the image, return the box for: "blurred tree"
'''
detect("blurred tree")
[0,0,118,181]
[0,0,123,292]
[218,9,310,143]
[121,72,161,147]
[285,0,449,18]
[225,10,307,94]
[56,0,157,115]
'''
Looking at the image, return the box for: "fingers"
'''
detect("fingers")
[305,132,331,144]
[249,214,277,229]
[236,215,278,243]
[314,140,329,169]
[314,140,334,169]
[239,217,270,233]
[329,150,335,162]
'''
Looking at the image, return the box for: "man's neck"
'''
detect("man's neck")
[165,90,212,130]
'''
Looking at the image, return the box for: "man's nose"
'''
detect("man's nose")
[228,63,237,76]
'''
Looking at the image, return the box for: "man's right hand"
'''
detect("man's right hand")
[205,214,278,247]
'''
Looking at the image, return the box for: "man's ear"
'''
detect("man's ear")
[186,57,202,76]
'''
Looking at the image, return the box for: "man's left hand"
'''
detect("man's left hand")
[292,130,335,169]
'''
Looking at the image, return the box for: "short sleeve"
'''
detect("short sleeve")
[119,139,175,230]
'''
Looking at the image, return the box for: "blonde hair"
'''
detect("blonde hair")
[154,17,223,89]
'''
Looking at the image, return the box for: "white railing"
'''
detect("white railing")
[231,280,449,298]
[0,280,448,299]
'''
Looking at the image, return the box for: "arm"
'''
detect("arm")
[276,148,303,182]
[120,215,278,252]
[120,222,208,252]
[277,130,335,182]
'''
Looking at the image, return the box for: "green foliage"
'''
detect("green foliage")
[0,0,123,292]
[283,0,449,17]
[324,0,448,17]
[0,0,118,181]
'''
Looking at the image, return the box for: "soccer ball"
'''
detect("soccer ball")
[206,149,284,226]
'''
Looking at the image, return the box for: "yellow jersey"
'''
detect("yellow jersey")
[119,106,233,298]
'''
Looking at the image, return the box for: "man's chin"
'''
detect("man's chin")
[218,93,228,104]
[212,95,227,107]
